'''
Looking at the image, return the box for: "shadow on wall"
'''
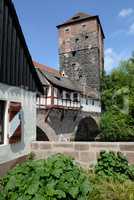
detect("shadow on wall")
[37,109,100,141]
[36,126,49,141]
[75,117,100,141]
[46,110,80,135]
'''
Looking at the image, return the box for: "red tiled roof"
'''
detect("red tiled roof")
[33,61,59,76]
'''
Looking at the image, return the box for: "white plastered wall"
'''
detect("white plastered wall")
[0,83,36,164]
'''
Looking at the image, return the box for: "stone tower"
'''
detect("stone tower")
[57,12,105,92]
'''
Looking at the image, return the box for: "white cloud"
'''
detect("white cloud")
[129,23,134,34]
[104,48,129,73]
[119,8,133,17]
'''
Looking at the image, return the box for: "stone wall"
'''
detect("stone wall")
[31,142,134,168]
[37,108,100,141]
[58,17,104,92]
[60,47,100,90]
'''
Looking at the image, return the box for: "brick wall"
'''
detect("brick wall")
[31,142,134,168]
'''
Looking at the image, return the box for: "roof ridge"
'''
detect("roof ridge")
[33,61,60,76]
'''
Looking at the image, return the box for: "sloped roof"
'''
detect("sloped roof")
[57,12,105,38]
[36,64,99,99]
[62,12,92,24]
[34,61,59,76]
[35,69,49,86]
[36,68,80,92]
[0,0,44,93]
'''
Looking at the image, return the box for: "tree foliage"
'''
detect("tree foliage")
[100,53,134,141]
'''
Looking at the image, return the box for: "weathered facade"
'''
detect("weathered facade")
[0,0,43,170]
[57,12,104,92]
[35,61,101,142]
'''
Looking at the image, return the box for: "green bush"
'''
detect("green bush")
[0,154,90,200]
[95,151,134,181]
[100,110,134,141]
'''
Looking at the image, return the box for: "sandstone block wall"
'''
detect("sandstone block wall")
[31,142,134,168]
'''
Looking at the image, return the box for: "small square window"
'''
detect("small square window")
[82,24,86,28]
[72,63,76,67]
[75,38,79,43]
[65,28,70,32]
[72,51,76,56]
[85,35,89,39]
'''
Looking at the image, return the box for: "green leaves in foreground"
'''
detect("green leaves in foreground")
[0,154,90,200]
[95,151,134,181]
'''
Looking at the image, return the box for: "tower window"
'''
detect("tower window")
[65,39,70,43]
[82,24,86,28]
[75,38,79,43]
[72,63,76,67]
[72,51,76,56]
[85,35,89,39]
[65,27,70,32]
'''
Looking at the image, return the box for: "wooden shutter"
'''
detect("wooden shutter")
[8,102,22,144]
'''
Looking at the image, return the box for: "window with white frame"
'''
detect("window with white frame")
[0,101,5,144]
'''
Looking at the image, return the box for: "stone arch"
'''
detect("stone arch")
[75,116,100,141]
[36,126,49,141]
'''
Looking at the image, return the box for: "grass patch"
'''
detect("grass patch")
[88,173,134,200]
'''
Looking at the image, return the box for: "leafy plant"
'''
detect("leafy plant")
[100,110,134,141]
[0,154,91,200]
[95,151,134,181]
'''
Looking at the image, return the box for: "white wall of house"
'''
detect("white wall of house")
[0,83,36,164]
[81,98,101,113]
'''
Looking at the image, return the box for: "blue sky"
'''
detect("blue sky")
[13,0,134,73]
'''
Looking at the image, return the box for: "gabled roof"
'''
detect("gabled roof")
[36,67,81,92]
[33,61,59,76]
[0,0,44,93]
[57,12,105,38]
[35,63,99,99]
[61,12,92,24]
[35,68,49,86]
